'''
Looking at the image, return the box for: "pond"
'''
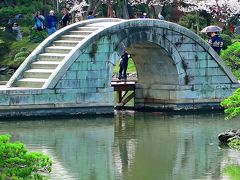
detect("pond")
[0,111,239,180]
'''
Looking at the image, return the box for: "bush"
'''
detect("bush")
[221,88,240,120]
[220,34,232,50]
[29,30,48,43]
[221,42,240,119]
[233,34,240,43]
[228,139,240,150]
[11,48,31,68]
[0,39,10,57]
[221,42,240,75]
[0,134,52,179]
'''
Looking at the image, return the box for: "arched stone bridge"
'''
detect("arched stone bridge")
[0,18,239,117]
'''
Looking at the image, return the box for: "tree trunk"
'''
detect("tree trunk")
[92,0,102,16]
[116,0,129,19]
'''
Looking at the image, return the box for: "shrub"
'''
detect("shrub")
[233,34,240,43]
[220,34,232,50]
[221,42,240,119]
[0,39,10,57]
[11,48,31,68]
[0,134,52,179]
[228,139,240,150]
[29,30,48,43]
[221,42,240,74]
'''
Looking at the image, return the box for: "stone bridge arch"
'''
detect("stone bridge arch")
[1,18,239,117]
[49,19,238,111]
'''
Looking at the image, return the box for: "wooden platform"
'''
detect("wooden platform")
[111,80,136,108]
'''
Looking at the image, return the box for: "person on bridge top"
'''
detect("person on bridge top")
[60,8,70,27]
[207,31,224,55]
[118,50,130,80]
[46,10,57,35]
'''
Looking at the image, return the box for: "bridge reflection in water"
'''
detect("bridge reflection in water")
[0,112,239,179]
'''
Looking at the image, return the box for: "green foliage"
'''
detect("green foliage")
[12,48,31,68]
[0,39,10,57]
[29,30,48,43]
[0,37,38,68]
[0,134,52,180]
[228,139,240,150]
[221,88,240,120]
[221,42,240,79]
[232,34,240,43]
[224,164,240,180]
[220,34,232,50]
[0,1,44,26]
[178,12,210,33]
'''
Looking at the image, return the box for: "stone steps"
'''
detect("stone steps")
[45,46,72,54]
[53,40,80,47]
[61,35,86,41]
[15,78,47,88]
[69,30,93,35]
[11,21,111,88]
[31,61,60,69]
[24,69,54,79]
[76,27,99,31]
[38,53,67,61]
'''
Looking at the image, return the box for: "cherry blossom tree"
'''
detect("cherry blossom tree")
[58,0,174,20]
[179,0,240,26]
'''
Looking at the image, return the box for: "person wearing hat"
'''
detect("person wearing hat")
[207,31,223,55]
[45,10,57,35]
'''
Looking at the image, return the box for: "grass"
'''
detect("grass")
[113,58,136,73]
[224,165,240,180]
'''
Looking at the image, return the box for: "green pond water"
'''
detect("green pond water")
[0,111,240,180]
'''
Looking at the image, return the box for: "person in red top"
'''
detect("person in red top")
[229,23,235,33]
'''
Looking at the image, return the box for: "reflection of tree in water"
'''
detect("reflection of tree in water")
[113,111,137,178]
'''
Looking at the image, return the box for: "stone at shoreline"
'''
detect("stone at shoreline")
[218,129,240,143]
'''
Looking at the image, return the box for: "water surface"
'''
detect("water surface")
[0,111,239,180]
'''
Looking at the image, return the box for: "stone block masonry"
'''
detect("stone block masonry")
[0,18,239,117]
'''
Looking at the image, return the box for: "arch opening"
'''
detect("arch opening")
[113,41,180,108]
[127,41,179,86]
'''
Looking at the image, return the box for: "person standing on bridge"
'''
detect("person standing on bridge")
[46,10,57,36]
[207,31,224,55]
[118,50,130,80]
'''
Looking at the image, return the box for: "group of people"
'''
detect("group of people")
[33,8,70,36]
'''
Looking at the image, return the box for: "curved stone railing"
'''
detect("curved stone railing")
[6,18,123,88]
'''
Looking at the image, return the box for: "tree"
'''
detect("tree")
[179,0,240,27]
[220,42,240,120]
[58,0,174,20]
[0,134,52,179]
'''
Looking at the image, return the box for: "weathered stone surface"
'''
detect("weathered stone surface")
[0,18,238,117]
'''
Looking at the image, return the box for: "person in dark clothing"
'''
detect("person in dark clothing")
[118,50,130,80]
[45,10,57,35]
[207,32,224,55]
[60,8,70,27]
